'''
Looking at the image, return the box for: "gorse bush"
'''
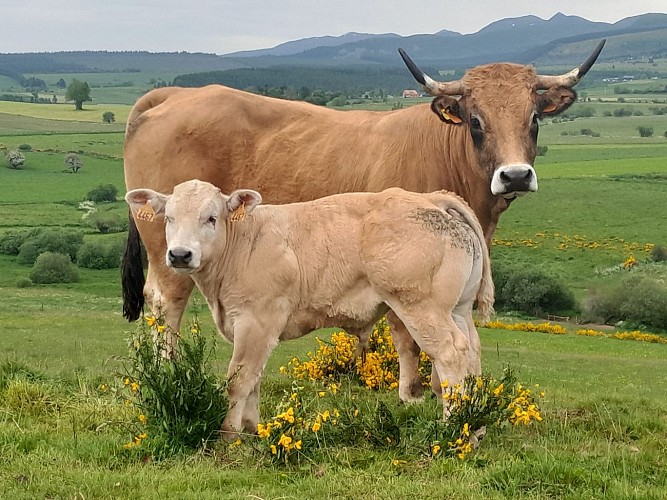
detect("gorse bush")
[122,316,228,457]
[637,126,654,138]
[492,262,576,315]
[17,229,84,265]
[29,252,79,284]
[586,275,667,330]
[264,365,543,464]
[86,183,118,203]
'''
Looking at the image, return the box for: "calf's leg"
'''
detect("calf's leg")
[221,318,280,441]
[388,302,470,420]
[386,310,424,403]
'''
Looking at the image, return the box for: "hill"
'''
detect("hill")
[0,13,665,79]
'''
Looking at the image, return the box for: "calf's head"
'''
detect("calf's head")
[399,40,605,201]
[125,180,262,273]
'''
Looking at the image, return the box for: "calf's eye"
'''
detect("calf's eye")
[207,216,217,226]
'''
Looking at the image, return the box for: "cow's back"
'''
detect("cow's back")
[123,85,445,203]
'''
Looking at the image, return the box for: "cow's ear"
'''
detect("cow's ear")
[431,96,464,124]
[125,188,169,217]
[225,189,262,221]
[538,87,577,117]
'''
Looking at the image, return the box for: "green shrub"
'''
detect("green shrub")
[0,228,42,255]
[16,277,33,288]
[17,229,84,265]
[29,252,79,284]
[83,211,127,234]
[586,275,667,330]
[493,262,576,316]
[536,145,548,156]
[86,183,118,203]
[124,317,228,456]
[17,144,32,151]
[651,245,667,262]
[637,126,654,138]
[77,239,124,269]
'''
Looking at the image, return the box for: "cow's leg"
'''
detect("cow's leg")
[388,302,469,420]
[386,310,424,403]
[143,237,195,356]
[221,317,280,441]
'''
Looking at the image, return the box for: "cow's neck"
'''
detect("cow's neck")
[389,106,509,244]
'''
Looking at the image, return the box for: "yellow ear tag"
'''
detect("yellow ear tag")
[440,109,463,124]
[135,203,155,223]
[229,201,246,222]
[542,103,558,113]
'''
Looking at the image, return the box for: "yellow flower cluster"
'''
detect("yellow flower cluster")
[576,328,667,344]
[285,318,432,390]
[623,255,638,269]
[123,432,148,449]
[483,320,567,335]
[507,385,543,426]
[257,385,342,463]
[492,232,654,256]
[612,331,667,344]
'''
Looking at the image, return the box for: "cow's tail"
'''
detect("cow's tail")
[435,192,495,322]
[121,212,145,321]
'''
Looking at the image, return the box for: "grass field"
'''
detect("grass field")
[0,87,666,499]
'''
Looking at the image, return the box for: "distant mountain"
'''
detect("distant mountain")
[1,12,666,80]
[226,32,400,57]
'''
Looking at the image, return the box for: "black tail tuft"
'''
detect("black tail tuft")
[121,212,145,321]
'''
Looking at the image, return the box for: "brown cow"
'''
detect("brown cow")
[125,181,494,439]
[122,41,605,401]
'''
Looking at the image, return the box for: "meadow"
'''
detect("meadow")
[0,83,666,499]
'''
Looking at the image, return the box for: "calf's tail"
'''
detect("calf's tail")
[121,212,145,321]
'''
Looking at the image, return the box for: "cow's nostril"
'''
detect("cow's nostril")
[499,171,511,183]
[523,169,533,180]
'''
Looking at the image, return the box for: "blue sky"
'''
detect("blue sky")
[3,0,665,54]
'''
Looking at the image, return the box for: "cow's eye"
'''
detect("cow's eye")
[207,216,217,226]
[470,116,482,130]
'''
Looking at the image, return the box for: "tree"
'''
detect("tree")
[56,78,66,88]
[64,153,82,173]
[5,150,25,169]
[65,78,91,110]
[102,111,115,124]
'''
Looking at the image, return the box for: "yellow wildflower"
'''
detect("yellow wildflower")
[432,444,441,455]
[138,414,147,424]
[145,316,156,327]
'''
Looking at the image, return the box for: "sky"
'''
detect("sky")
[2,0,666,55]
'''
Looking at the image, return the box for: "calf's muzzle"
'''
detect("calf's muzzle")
[168,247,193,268]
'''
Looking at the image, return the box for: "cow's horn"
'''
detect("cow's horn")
[536,39,606,90]
[398,48,465,96]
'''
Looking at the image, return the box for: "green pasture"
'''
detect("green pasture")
[0,101,132,124]
[0,97,666,498]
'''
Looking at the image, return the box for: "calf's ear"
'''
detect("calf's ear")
[125,188,169,217]
[226,189,262,220]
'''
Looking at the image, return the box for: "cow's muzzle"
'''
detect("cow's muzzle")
[167,247,194,270]
[491,164,538,198]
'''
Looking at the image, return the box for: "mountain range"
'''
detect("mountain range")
[1,12,666,77]
[220,12,667,69]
